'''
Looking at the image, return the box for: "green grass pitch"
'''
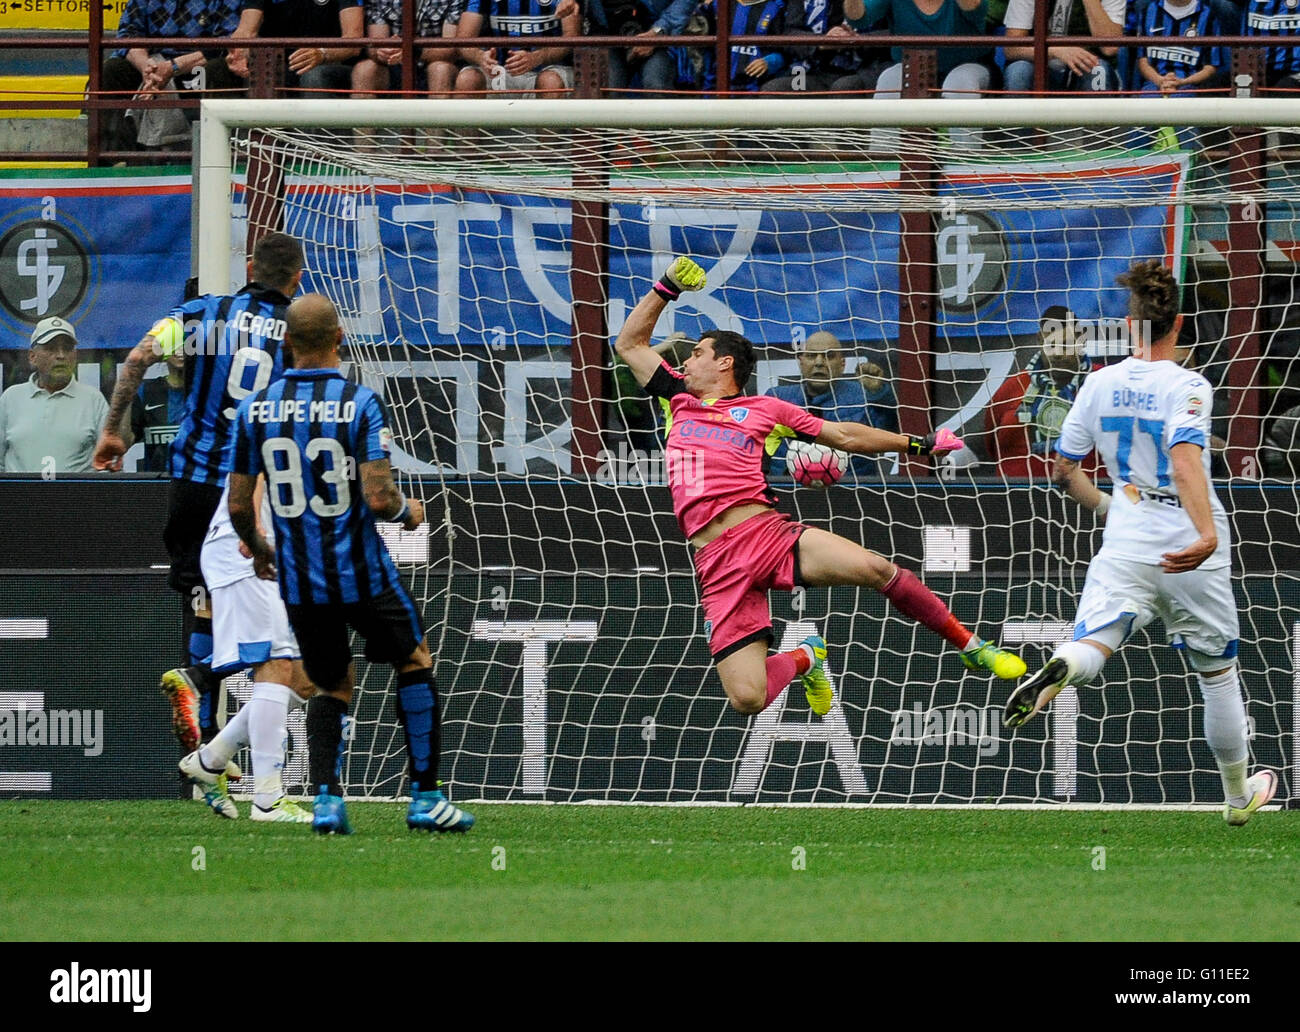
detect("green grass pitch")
[2,801,1296,941]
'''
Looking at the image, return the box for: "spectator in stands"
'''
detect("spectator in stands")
[984,306,1095,480]
[1243,0,1300,89]
[585,0,701,98]
[856,354,899,432]
[1135,0,1225,92]
[847,0,993,106]
[219,0,365,97]
[1134,0,1225,139]
[99,0,244,154]
[761,0,890,93]
[766,330,899,479]
[613,331,693,454]
[1262,403,1300,478]
[1001,0,1124,94]
[454,0,580,95]
[0,318,107,475]
[698,0,802,93]
[352,0,467,99]
[124,348,186,473]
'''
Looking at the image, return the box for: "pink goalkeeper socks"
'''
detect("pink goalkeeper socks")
[880,567,972,650]
[764,651,807,708]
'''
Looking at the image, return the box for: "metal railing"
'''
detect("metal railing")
[3,0,1299,163]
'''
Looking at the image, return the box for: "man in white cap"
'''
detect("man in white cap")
[0,317,107,473]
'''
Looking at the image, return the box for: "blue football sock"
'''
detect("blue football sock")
[396,670,439,791]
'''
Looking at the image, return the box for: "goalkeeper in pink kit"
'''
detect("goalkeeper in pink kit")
[616,257,1027,716]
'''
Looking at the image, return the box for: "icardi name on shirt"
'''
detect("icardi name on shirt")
[245,398,358,423]
[227,310,287,341]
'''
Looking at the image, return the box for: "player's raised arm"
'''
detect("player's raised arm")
[1162,441,1218,573]
[818,421,963,458]
[614,257,707,387]
[93,321,173,470]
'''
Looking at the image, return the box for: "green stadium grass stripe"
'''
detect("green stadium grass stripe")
[1,801,1295,941]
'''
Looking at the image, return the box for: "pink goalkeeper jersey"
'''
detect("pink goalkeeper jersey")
[645,360,825,538]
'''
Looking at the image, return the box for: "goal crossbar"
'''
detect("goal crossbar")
[200,96,1300,131]
[197,96,1295,293]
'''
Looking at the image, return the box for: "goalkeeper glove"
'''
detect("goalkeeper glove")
[906,427,963,456]
[654,257,707,303]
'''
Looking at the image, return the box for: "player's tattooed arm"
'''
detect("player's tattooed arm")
[1162,442,1218,573]
[1052,454,1110,520]
[93,332,165,471]
[229,471,276,580]
[361,457,425,531]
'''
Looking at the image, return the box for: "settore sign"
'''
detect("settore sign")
[0,0,125,31]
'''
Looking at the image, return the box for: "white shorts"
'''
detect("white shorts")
[1073,550,1240,661]
[210,575,301,676]
[491,64,574,96]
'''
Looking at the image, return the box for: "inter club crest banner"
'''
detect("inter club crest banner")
[0,155,1190,350]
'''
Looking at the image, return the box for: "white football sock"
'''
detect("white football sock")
[248,681,296,810]
[1053,640,1107,686]
[199,703,251,772]
[1198,667,1250,806]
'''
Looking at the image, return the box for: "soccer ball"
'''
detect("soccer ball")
[787,441,849,489]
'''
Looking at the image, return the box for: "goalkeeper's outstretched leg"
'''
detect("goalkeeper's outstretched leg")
[715,634,829,716]
[796,528,1026,679]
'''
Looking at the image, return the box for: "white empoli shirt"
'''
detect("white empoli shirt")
[1056,357,1232,570]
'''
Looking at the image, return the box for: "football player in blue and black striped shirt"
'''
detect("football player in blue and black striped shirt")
[1244,0,1300,88]
[228,294,473,835]
[94,232,303,760]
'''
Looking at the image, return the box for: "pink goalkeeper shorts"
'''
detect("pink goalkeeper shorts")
[691,509,809,660]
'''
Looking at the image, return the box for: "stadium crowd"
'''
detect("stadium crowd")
[2,296,1297,479]
[99,0,1300,155]
[0,0,1272,476]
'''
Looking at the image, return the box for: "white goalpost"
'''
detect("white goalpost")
[198,97,1299,807]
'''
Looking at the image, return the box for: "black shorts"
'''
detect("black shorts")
[163,478,224,596]
[286,585,427,689]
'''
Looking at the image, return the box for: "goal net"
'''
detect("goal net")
[200,98,1298,806]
